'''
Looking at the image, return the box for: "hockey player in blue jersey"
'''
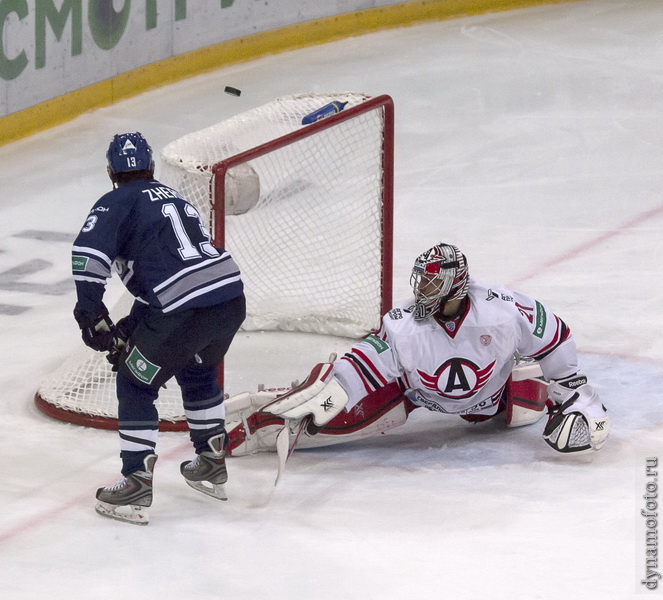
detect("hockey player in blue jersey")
[72,132,246,525]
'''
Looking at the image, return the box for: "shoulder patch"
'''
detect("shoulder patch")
[533,300,547,338]
[72,255,89,271]
[364,333,390,354]
[388,308,403,320]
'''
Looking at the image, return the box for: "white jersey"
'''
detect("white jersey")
[333,280,579,418]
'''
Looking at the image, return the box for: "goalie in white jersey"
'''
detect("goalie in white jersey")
[226,243,609,456]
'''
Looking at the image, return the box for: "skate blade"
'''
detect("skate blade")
[184,479,228,501]
[95,501,150,525]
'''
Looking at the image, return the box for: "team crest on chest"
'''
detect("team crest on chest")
[417,358,496,399]
[480,334,492,346]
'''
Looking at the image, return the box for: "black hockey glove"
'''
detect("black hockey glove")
[73,304,115,352]
[106,315,134,372]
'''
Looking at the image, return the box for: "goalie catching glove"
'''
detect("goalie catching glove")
[260,362,349,431]
[543,373,610,453]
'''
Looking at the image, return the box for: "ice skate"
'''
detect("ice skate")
[180,433,228,501]
[95,454,158,525]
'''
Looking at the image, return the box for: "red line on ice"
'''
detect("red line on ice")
[508,203,663,288]
[0,442,191,544]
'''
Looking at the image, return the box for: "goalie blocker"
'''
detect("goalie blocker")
[223,361,559,457]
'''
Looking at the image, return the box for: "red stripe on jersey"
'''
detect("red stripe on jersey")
[353,347,389,387]
[339,355,373,394]
[533,316,569,358]
[401,371,411,389]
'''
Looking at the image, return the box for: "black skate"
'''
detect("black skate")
[180,434,228,501]
[95,454,158,525]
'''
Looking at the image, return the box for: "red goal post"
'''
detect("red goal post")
[34,92,394,431]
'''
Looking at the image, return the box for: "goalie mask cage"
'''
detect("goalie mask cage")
[35,92,394,431]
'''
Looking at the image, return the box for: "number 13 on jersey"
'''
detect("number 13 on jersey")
[162,202,217,260]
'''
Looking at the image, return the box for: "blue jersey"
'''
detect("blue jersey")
[72,179,243,318]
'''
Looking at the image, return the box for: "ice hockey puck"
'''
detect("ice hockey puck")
[224,86,241,97]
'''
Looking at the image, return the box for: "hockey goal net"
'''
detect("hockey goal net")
[35,92,394,431]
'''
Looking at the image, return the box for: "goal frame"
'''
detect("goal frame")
[211,93,394,317]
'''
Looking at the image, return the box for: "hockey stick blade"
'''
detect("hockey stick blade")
[274,416,311,487]
[274,426,289,486]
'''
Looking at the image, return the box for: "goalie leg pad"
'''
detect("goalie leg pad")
[225,382,414,454]
[224,390,286,456]
[298,382,413,448]
[505,376,548,428]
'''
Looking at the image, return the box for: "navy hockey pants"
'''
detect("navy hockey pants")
[115,294,246,475]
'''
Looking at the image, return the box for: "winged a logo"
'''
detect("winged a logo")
[417,358,496,400]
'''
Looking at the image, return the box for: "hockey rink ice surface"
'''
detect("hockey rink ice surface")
[1,0,662,598]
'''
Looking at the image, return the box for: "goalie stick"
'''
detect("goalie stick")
[274,416,311,486]
[261,353,341,486]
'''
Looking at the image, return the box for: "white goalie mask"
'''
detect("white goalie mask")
[410,243,469,320]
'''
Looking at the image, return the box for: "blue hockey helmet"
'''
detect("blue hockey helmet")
[106,132,154,177]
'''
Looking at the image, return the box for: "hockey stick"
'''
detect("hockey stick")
[274,416,311,486]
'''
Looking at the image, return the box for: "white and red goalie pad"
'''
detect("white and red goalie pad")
[505,362,548,427]
[225,382,412,456]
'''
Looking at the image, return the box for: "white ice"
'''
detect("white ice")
[1,0,662,598]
